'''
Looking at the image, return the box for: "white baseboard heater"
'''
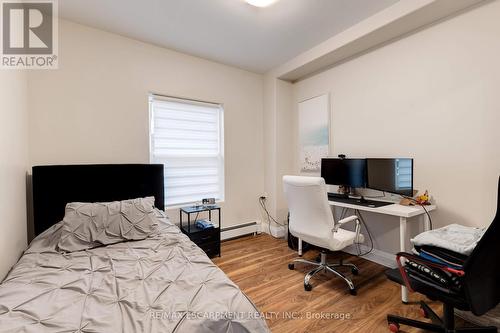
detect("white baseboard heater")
[221,222,260,241]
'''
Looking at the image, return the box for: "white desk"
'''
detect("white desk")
[296,199,436,303]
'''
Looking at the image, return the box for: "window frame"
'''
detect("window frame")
[148,94,225,209]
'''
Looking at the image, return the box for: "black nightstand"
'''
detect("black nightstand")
[179,205,221,258]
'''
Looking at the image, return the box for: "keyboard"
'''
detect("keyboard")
[327,192,393,208]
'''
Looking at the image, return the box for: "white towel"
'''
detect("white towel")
[411,224,486,255]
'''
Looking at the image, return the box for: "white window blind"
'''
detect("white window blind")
[149,95,224,207]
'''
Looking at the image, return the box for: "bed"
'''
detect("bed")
[0,164,269,333]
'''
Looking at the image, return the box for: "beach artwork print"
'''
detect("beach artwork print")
[298,94,330,172]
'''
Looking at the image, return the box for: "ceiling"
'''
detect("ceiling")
[59,0,398,73]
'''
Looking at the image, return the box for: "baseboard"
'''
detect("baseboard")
[221,222,260,241]
[343,244,397,268]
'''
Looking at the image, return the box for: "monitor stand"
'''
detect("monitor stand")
[327,192,349,200]
[358,196,369,204]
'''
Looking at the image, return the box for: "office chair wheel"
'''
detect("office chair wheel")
[349,288,357,296]
[351,267,359,275]
[288,263,294,270]
[304,283,312,291]
[388,322,400,333]
[419,306,429,318]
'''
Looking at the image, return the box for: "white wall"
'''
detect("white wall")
[291,1,500,251]
[275,79,294,220]
[263,75,278,220]
[0,71,28,280]
[262,76,294,234]
[28,20,265,229]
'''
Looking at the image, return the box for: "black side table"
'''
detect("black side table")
[180,205,221,258]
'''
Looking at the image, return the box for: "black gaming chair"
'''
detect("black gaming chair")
[385,177,500,333]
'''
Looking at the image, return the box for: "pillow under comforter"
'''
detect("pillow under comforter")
[57,197,158,252]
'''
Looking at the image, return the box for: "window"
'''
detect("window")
[149,95,224,207]
[395,158,412,191]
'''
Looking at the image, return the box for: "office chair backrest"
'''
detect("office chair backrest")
[283,176,334,244]
[463,176,500,316]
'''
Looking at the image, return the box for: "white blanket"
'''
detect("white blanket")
[411,223,486,255]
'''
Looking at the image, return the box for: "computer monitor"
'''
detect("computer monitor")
[366,158,413,196]
[320,158,366,188]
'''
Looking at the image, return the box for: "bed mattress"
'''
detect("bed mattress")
[0,214,269,333]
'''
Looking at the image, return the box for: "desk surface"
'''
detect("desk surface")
[328,200,436,218]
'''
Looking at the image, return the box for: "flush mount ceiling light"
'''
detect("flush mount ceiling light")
[245,0,278,8]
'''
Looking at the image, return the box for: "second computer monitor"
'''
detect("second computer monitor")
[366,158,413,196]
[320,158,366,188]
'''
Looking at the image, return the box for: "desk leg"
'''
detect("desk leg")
[298,238,303,256]
[400,216,408,304]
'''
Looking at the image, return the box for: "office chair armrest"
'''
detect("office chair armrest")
[333,216,362,243]
[337,215,359,226]
[395,252,465,293]
[333,215,359,232]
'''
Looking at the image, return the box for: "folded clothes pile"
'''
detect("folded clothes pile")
[412,224,486,256]
[406,246,466,294]
[406,224,486,294]
[414,245,467,270]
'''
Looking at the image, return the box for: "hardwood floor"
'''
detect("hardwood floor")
[213,234,464,333]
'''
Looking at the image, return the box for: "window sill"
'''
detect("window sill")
[164,200,225,211]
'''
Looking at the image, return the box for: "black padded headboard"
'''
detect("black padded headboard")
[32,164,165,236]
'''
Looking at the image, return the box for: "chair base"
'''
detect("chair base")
[288,251,358,294]
[387,301,498,333]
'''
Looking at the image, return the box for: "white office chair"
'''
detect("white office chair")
[283,175,364,294]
